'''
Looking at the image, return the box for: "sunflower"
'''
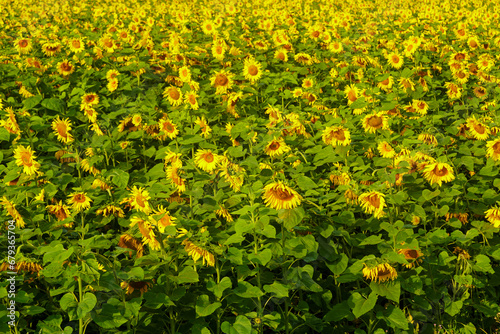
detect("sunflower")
[211,43,226,61]
[42,42,61,57]
[422,162,455,186]
[106,69,120,81]
[195,116,212,138]
[265,137,291,157]
[362,113,389,133]
[377,141,396,158]
[201,19,216,35]
[262,181,302,210]
[218,158,245,192]
[163,86,183,106]
[56,59,75,76]
[344,84,359,105]
[398,248,424,268]
[387,52,404,69]
[485,206,500,228]
[46,201,71,221]
[294,53,313,65]
[210,70,234,95]
[107,79,119,92]
[51,116,74,144]
[178,66,191,82]
[69,38,85,53]
[81,93,99,109]
[302,77,314,89]
[473,86,487,99]
[195,149,219,173]
[67,192,92,213]
[243,58,263,83]
[118,234,144,258]
[412,100,429,116]
[182,240,215,267]
[322,126,351,146]
[377,76,393,92]
[184,91,199,110]
[486,138,500,161]
[121,281,152,295]
[0,197,26,228]
[418,133,438,146]
[398,77,415,93]
[14,145,40,176]
[96,205,124,217]
[15,38,32,54]
[444,82,462,100]
[466,116,490,140]
[123,186,151,214]
[215,205,233,222]
[329,41,343,53]
[362,263,397,283]
[150,205,176,233]
[358,191,386,218]
[274,48,288,62]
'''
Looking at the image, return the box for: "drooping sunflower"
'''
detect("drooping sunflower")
[265,137,291,157]
[422,162,455,186]
[362,113,389,133]
[377,76,393,92]
[46,201,71,221]
[14,145,40,176]
[362,263,397,283]
[412,100,429,116]
[121,281,152,295]
[262,181,302,210]
[398,248,424,268]
[0,197,26,228]
[486,138,500,161]
[387,52,404,69]
[444,82,462,100]
[163,86,183,106]
[195,149,219,173]
[182,240,215,267]
[42,42,62,57]
[485,206,500,228]
[195,116,212,138]
[210,70,234,95]
[322,126,351,146]
[377,141,396,158]
[67,192,92,213]
[243,58,263,83]
[51,116,74,144]
[15,38,32,54]
[358,191,386,218]
[294,53,313,65]
[96,205,124,218]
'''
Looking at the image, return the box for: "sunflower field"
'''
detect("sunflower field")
[1,0,500,333]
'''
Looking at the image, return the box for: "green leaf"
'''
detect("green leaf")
[0,128,10,141]
[43,244,74,265]
[384,305,409,330]
[358,235,384,246]
[143,292,174,309]
[196,295,222,317]
[370,281,400,303]
[110,169,129,189]
[248,248,273,266]
[207,277,232,299]
[473,254,494,273]
[350,292,377,318]
[221,315,252,334]
[23,305,45,315]
[177,267,199,283]
[145,163,164,180]
[42,98,65,112]
[445,299,463,316]
[263,282,289,298]
[279,207,305,230]
[23,95,44,109]
[323,301,352,322]
[77,293,97,319]
[296,175,317,191]
[326,253,349,275]
[92,302,129,329]
[60,293,78,321]
[234,281,264,298]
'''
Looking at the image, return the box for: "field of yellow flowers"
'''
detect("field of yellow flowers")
[1,0,500,333]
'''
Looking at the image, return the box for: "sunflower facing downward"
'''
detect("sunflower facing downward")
[262,181,302,210]
[358,191,386,218]
[14,145,40,176]
[67,192,92,213]
[398,248,424,268]
[485,206,500,228]
[322,126,351,146]
[422,162,455,186]
[362,263,397,283]
[51,116,74,144]
[243,58,262,83]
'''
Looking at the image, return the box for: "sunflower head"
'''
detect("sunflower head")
[362,263,398,283]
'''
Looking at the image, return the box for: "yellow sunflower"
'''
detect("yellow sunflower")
[182,240,215,267]
[358,191,386,218]
[163,86,183,106]
[46,201,71,221]
[486,138,500,161]
[107,79,119,92]
[422,162,455,186]
[387,52,404,69]
[262,181,302,210]
[51,116,74,144]
[106,69,120,81]
[57,60,75,76]
[243,58,263,83]
[398,248,424,268]
[265,137,291,157]
[0,197,26,228]
[466,116,490,140]
[377,141,396,158]
[274,48,288,62]
[344,84,360,105]
[150,205,176,233]
[377,76,393,92]
[123,186,151,214]
[362,113,389,133]
[14,145,40,176]
[485,206,500,228]
[322,126,351,146]
[121,281,152,295]
[67,192,92,213]
[184,91,199,110]
[195,149,219,173]
[210,70,234,95]
[15,38,33,54]
[69,38,85,53]
[81,93,99,109]
[118,234,144,258]
[178,66,191,83]
[42,42,61,57]
[195,116,212,138]
[362,263,397,283]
